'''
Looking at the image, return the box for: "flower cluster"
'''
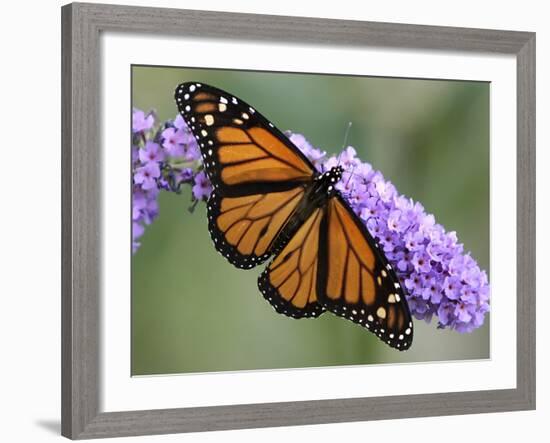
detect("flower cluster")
[132,109,210,252]
[131,108,489,333]
[288,133,490,333]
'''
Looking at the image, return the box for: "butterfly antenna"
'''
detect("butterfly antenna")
[346,165,356,187]
[337,122,353,167]
[342,121,352,150]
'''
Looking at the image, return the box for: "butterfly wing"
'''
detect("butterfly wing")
[318,195,413,350]
[175,82,317,269]
[175,82,315,191]
[207,186,307,268]
[258,207,325,318]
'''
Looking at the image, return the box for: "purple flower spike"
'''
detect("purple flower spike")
[289,131,490,333]
[132,109,206,253]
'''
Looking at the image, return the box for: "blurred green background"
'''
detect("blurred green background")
[131,65,490,376]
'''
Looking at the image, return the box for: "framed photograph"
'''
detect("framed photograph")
[61,2,535,439]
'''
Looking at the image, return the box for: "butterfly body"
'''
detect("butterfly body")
[270,166,344,251]
[175,82,413,350]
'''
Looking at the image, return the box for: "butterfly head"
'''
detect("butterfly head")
[319,166,343,196]
[332,165,344,178]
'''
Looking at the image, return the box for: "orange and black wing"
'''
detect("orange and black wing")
[318,195,413,350]
[175,82,315,192]
[207,186,307,268]
[258,207,325,318]
[175,82,316,269]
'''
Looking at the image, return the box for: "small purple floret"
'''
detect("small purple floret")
[132,109,155,133]
[192,171,212,201]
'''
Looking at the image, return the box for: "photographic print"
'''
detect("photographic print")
[61,5,535,437]
[131,66,490,376]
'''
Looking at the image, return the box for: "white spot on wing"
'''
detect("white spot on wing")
[204,114,215,126]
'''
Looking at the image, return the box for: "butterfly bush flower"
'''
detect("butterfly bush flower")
[132,109,155,133]
[192,171,213,201]
[131,108,489,334]
[131,108,206,253]
[288,132,490,334]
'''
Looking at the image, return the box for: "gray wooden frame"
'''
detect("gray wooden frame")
[61,2,536,439]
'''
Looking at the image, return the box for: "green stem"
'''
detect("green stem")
[167,160,201,170]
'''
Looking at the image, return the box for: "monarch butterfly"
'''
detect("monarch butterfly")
[175,82,413,350]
